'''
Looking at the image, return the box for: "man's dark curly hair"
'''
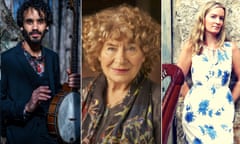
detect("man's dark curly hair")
[17,0,53,27]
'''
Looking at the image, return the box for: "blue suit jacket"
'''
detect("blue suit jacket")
[1,43,61,144]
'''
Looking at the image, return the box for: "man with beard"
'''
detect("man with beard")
[0,0,80,143]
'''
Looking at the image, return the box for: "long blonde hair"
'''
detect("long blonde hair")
[189,1,226,55]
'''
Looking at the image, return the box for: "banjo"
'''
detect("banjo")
[47,0,80,143]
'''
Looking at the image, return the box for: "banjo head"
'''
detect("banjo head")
[57,91,80,143]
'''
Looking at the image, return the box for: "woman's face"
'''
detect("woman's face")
[98,38,145,85]
[204,6,225,36]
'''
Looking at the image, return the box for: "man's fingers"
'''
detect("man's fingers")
[32,86,52,103]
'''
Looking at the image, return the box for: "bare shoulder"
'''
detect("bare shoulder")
[181,39,193,52]
[231,41,240,76]
[176,39,193,76]
[231,41,240,59]
[231,41,239,51]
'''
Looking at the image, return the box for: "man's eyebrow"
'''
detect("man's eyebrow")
[24,18,45,20]
[24,18,33,22]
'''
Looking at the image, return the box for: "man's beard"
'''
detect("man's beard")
[22,29,46,45]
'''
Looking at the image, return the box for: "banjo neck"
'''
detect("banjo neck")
[67,0,80,92]
[69,0,80,74]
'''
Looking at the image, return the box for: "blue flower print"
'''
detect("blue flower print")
[215,110,221,116]
[199,125,217,140]
[186,105,191,111]
[202,56,208,62]
[195,81,202,86]
[199,125,205,134]
[185,105,195,123]
[217,69,222,77]
[210,86,216,95]
[209,70,215,77]
[198,100,209,115]
[226,91,233,103]
[221,124,231,132]
[204,125,217,140]
[217,50,225,62]
[182,42,233,143]
[189,88,193,94]
[224,42,231,47]
[215,107,224,116]
[221,124,227,130]
[205,75,209,81]
[191,67,194,74]
[185,111,195,123]
[208,110,213,117]
[193,137,202,144]
[221,71,229,86]
[223,51,229,60]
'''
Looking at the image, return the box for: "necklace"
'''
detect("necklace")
[203,45,219,64]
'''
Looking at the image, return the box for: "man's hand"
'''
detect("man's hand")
[67,69,80,89]
[25,86,51,112]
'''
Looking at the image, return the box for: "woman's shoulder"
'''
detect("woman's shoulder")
[223,41,239,56]
[147,80,160,99]
[182,39,193,51]
[178,39,193,59]
[223,41,238,49]
[230,41,239,50]
[223,41,232,47]
[82,77,95,101]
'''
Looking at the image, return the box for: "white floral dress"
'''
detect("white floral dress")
[182,42,234,144]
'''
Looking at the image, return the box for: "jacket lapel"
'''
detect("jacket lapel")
[44,48,56,95]
[15,44,40,88]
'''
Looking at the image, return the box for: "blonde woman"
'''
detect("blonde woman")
[177,1,240,143]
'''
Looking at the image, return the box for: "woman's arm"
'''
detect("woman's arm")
[180,82,190,97]
[176,40,192,77]
[231,42,240,102]
[177,41,193,99]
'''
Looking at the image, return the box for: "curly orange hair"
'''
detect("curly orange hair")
[82,4,160,76]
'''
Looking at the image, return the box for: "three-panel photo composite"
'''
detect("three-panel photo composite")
[0,0,240,144]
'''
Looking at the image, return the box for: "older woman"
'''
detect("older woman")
[81,4,160,144]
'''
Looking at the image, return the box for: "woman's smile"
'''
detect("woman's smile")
[111,67,130,74]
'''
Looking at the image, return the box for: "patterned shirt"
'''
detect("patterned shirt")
[24,50,45,76]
